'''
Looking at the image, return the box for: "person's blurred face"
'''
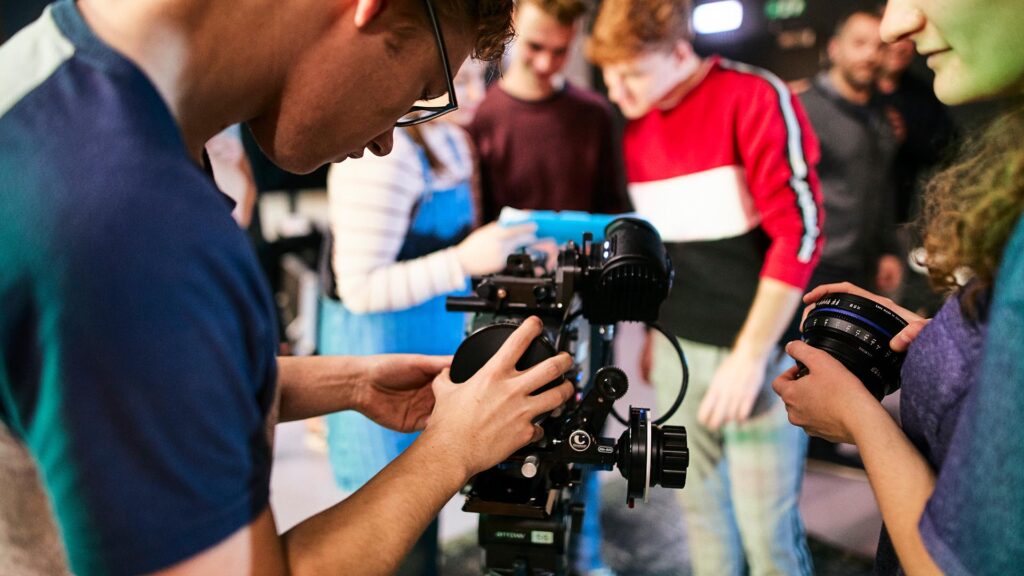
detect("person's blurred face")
[881,0,1024,104]
[881,38,916,76]
[510,2,576,86]
[247,0,475,174]
[601,46,690,119]
[829,13,884,93]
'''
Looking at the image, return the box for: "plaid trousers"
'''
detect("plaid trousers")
[651,335,814,576]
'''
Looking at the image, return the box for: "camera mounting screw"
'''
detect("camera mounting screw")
[521,455,540,478]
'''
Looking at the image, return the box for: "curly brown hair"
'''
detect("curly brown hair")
[587,0,692,65]
[521,0,590,27]
[438,0,516,61]
[920,102,1024,315]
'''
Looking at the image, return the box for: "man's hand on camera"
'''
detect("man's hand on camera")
[698,348,768,430]
[420,317,575,481]
[355,355,451,432]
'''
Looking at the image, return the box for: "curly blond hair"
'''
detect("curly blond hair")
[920,102,1024,315]
[587,0,692,65]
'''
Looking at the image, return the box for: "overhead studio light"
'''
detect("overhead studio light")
[693,0,744,35]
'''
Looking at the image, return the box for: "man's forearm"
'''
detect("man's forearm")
[732,277,803,358]
[851,407,942,576]
[149,410,467,576]
[276,356,368,422]
[282,430,468,575]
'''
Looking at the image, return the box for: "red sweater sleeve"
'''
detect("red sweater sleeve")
[734,68,824,290]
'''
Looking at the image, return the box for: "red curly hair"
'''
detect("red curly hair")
[587,0,692,65]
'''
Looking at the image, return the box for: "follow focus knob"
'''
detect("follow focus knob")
[593,366,628,400]
[654,425,688,489]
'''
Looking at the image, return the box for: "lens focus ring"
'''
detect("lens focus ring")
[655,426,688,489]
[801,293,909,399]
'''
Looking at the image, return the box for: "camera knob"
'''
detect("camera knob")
[533,285,552,303]
[594,367,628,400]
[656,426,688,489]
[521,455,540,479]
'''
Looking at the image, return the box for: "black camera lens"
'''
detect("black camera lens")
[584,218,674,325]
[450,322,565,421]
[801,292,909,399]
[615,408,688,506]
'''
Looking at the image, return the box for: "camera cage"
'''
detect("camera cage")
[445,217,691,575]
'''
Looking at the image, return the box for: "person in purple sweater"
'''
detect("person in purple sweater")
[773,0,1024,573]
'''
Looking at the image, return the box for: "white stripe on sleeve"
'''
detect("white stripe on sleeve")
[719,59,820,263]
[0,7,75,119]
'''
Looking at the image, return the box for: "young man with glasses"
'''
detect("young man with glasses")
[0,0,577,575]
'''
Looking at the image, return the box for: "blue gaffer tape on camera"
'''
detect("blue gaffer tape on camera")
[498,207,645,244]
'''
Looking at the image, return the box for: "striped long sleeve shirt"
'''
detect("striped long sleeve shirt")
[326,124,473,313]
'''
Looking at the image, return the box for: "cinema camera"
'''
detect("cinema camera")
[446,217,690,575]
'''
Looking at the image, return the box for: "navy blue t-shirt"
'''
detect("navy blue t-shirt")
[0,2,278,574]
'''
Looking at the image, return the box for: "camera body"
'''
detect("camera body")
[448,217,674,325]
[446,218,689,574]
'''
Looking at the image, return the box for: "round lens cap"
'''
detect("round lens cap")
[450,322,562,396]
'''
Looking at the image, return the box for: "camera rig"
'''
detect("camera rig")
[446,218,691,575]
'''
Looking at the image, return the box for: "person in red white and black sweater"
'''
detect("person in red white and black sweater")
[589,0,824,574]
[620,55,823,349]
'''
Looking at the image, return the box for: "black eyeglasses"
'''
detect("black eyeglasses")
[395,0,459,127]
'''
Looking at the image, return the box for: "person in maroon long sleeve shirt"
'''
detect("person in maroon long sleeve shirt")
[467,0,631,222]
